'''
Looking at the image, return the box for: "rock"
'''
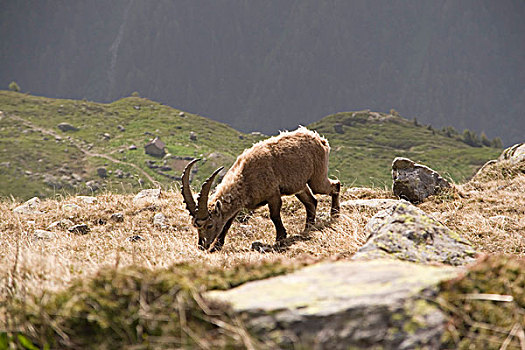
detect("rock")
[206,259,459,349]
[392,157,451,203]
[47,219,74,230]
[341,198,411,211]
[498,143,525,163]
[110,213,124,223]
[34,229,56,240]
[333,123,344,134]
[43,174,61,189]
[251,241,274,253]
[153,213,168,229]
[144,137,166,157]
[97,167,108,178]
[178,112,185,117]
[57,122,79,132]
[68,224,90,235]
[115,169,124,178]
[85,180,100,192]
[353,202,476,266]
[13,197,42,215]
[102,133,111,140]
[62,203,81,211]
[127,235,145,242]
[133,188,161,206]
[129,145,137,150]
[77,196,97,204]
[117,125,126,132]
[189,131,197,141]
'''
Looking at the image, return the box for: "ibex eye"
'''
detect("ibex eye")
[207,224,213,229]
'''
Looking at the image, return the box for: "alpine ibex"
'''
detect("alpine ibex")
[181,127,340,251]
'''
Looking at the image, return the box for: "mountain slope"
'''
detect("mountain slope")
[0,91,262,199]
[311,111,502,187]
[0,92,501,200]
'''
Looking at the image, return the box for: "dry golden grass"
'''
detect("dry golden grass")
[0,186,389,304]
[1,161,524,324]
[421,166,525,257]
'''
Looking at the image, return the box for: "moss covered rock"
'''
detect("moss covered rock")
[206,259,460,349]
[353,202,476,266]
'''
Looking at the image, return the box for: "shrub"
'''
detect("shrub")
[462,129,481,147]
[8,81,20,92]
[480,132,491,147]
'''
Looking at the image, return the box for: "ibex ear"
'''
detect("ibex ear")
[214,200,222,215]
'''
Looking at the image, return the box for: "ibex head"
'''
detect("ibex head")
[181,159,225,251]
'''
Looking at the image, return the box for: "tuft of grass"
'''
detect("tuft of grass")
[438,254,525,350]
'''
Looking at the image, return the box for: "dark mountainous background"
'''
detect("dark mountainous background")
[1,1,523,145]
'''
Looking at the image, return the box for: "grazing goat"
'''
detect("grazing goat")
[181,127,340,251]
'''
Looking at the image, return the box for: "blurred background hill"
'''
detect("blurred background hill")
[1,0,523,145]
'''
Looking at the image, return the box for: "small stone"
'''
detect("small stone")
[117,125,126,132]
[97,167,108,178]
[189,131,197,141]
[251,241,274,253]
[77,196,97,204]
[133,188,161,206]
[333,123,344,134]
[86,180,100,191]
[127,235,145,242]
[47,219,74,230]
[102,133,111,140]
[68,224,90,235]
[110,213,124,222]
[34,229,56,240]
[129,145,137,150]
[115,169,124,178]
[134,105,140,110]
[62,203,81,211]
[153,213,167,229]
[13,197,42,215]
[57,122,79,132]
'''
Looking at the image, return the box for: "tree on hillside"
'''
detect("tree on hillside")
[8,81,20,92]
[462,129,481,147]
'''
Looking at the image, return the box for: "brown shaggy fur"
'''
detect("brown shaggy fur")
[191,127,340,251]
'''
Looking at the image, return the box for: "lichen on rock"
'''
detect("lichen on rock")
[353,201,476,266]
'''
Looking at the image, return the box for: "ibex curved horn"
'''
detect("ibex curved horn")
[181,158,200,217]
[196,166,224,219]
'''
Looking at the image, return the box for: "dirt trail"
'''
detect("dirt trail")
[3,111,157,185]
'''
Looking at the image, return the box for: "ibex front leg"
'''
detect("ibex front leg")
[268,194,287,242]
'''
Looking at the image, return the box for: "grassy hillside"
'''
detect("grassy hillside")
[0,91,501,200]
[0,91,263,200]
[311,111,502,187]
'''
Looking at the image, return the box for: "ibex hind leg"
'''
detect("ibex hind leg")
[295,186,317,233]
[308,177,341,218]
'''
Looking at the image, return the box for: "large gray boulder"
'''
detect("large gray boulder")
[353,201,476,266]
[207,259,460,349]
[392,157,451,203]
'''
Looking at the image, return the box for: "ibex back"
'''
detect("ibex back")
[181,127,340,251]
